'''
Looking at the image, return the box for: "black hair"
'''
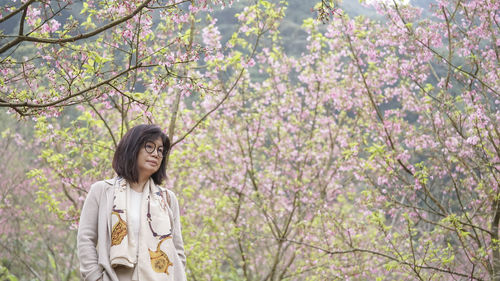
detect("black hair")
[112,124,170,185]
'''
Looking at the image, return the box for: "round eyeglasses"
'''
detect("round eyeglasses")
[144,141,165,158]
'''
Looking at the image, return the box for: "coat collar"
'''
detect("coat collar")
[104,178,117,186]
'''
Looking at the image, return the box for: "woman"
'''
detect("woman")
[78,124,186,281]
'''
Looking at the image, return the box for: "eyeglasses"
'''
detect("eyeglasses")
[144,141,165,158]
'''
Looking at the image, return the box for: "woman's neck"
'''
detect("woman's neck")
[129,177,148,193]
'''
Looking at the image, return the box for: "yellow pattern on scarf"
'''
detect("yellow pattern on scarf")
[111,211,127,246]
[148,237,173,275]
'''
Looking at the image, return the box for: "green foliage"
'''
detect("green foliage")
[0,265,18,281]
[2,0,499,280]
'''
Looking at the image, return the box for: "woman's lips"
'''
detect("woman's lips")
[146,160,158,166]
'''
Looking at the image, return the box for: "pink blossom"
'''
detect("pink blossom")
[41,19,61,33]
[122,29,133,41]
[466,135,480,145]
[26,7,40,25]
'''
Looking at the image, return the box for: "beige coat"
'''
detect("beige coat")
[77,179,186,281]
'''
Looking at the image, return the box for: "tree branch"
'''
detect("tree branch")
[18,3,29,36]
[0,0,154,55]
[171,26,264,147]
[0,63,146,111]
[0,0,36,24]
[282,238,484,280]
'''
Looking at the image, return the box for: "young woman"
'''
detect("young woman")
[77,124,186,281]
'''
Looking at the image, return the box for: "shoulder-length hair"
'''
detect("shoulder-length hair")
[112,124,170,185]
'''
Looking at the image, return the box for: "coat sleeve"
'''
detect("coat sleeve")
[77,183,104,281]
[169,190,187,267]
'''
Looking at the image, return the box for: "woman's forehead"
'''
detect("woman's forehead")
[147,137,163,145]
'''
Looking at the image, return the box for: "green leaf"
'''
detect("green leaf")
[81,2,89,14]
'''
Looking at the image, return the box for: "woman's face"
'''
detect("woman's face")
[137,137,163,179]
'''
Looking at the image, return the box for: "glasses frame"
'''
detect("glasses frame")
[144,141,165,158]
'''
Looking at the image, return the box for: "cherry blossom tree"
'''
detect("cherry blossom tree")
[1,0,283,279]
[0,0,236,116]
[1,0,498,280]
[1,0,285,279]
[169,0,499,279]
[0,116,81,280]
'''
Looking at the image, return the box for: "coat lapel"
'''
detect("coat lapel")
[104,178,118,236]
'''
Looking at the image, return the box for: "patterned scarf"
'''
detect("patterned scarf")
[110,178,178,281]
